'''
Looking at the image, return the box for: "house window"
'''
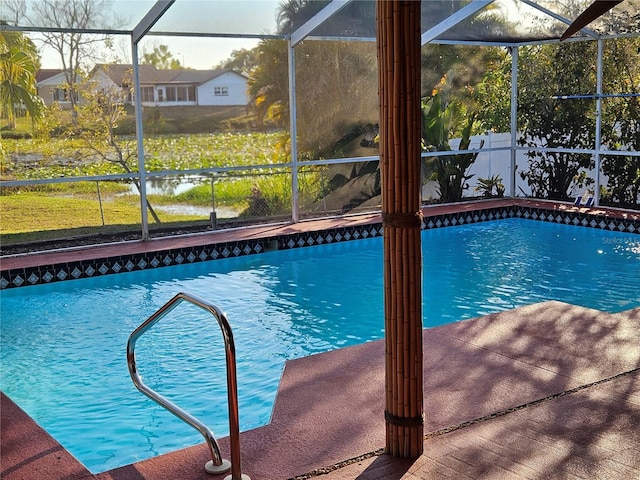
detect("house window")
[176,86,195,102]
[52,87,78,103]
[214,86,228,96]
[166,86,177,102]
[164,86,195,102]
[140,86,154,103]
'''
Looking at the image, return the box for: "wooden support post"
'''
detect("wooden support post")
[376,0,424,459]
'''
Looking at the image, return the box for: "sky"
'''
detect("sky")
[24,0,282,70]
[15,0,622,71]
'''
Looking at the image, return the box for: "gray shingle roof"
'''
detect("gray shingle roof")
[93,64,244,86]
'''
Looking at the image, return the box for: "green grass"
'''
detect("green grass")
[1,117,35,138]
[0,192,201,236]
[0,130,327,244]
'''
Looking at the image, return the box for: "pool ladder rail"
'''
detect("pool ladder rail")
[126,292,251,480]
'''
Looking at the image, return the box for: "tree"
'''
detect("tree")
[246,39,290,129]
[2,0,27,26]
[516,42,596,200]
[295,39,378,156]
[276,0,330,35]
[600,36,640,206]
[466,47,512,133]
[31,0,121,113]
[215,48,258,75]
[0,25,45,130]
[248,0,378,156]
[250,0,508,159]
[141,43,182,70]
[422,76,483,203]
[73,72,161,223]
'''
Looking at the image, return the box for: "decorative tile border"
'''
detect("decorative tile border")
[2,204,638,290]
[0,240,266,290]
[277,223,384,250]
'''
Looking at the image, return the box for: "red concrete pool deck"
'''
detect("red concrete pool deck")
[2,301,639,480]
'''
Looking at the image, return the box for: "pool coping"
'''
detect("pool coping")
[2,198,639,290]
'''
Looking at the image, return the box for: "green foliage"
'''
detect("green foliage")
[601,156,640,207]
[249,37,380,158]
[167,179,254,208]
[600,37,640,207]
[1,131,294,230]
[161,169,302,218]
[422,78,483,203]
[214,48,258,75]
[109,105,252,136]
[0,25,45,130]
[293,40,378,157]
[239,174,291,218]
[143,108,167,134]
[475,174,504,198]
[473,36,639,206]
[143,132,288,171]
[141,43,182,69]
[516,43,596,200]
[421,44,506,107]
[249,2,506,160]
[471,49,512,133]
[247,39,290,128]
[2,131,288,180]
[168,183,213,205]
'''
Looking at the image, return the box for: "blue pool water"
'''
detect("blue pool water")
[1,219,639,473]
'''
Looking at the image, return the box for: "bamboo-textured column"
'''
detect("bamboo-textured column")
[376,0,424,458]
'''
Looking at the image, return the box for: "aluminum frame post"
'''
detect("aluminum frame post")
[288,40,300,223]
[594,38,604,206]
[131,41,150,240]
[510,46,518,198]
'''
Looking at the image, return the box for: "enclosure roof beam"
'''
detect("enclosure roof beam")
[290,0,353,47]
[3,25,130,35]
[132,0,176,44]
[144,31,286,40]
[520,0,599,39]
[421,0,495,45]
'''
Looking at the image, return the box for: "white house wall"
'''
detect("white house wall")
[196,72,248,106]
[37,72,70,106]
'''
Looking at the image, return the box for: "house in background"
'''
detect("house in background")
[35,65,249,108]
[89,64,249,107]
[36,69,77,107]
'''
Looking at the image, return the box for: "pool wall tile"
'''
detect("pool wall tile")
[2,203,639,290]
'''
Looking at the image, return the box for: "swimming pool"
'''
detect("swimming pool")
[1,218,639,473]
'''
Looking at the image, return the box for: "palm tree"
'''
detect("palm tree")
[0,25,44,130]
[276,0,329,35]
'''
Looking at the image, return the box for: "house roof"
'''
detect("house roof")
[91,64,156,85]
[35,69,65,83]
[92,64,245,86]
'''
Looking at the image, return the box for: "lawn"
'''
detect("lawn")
[0,130,314,245]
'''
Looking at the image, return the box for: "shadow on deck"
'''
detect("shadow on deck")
[3,301,638,480]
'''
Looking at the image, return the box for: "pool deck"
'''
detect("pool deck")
[2,199,640,480]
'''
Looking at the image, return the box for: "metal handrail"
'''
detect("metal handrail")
[126,292,248,479]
